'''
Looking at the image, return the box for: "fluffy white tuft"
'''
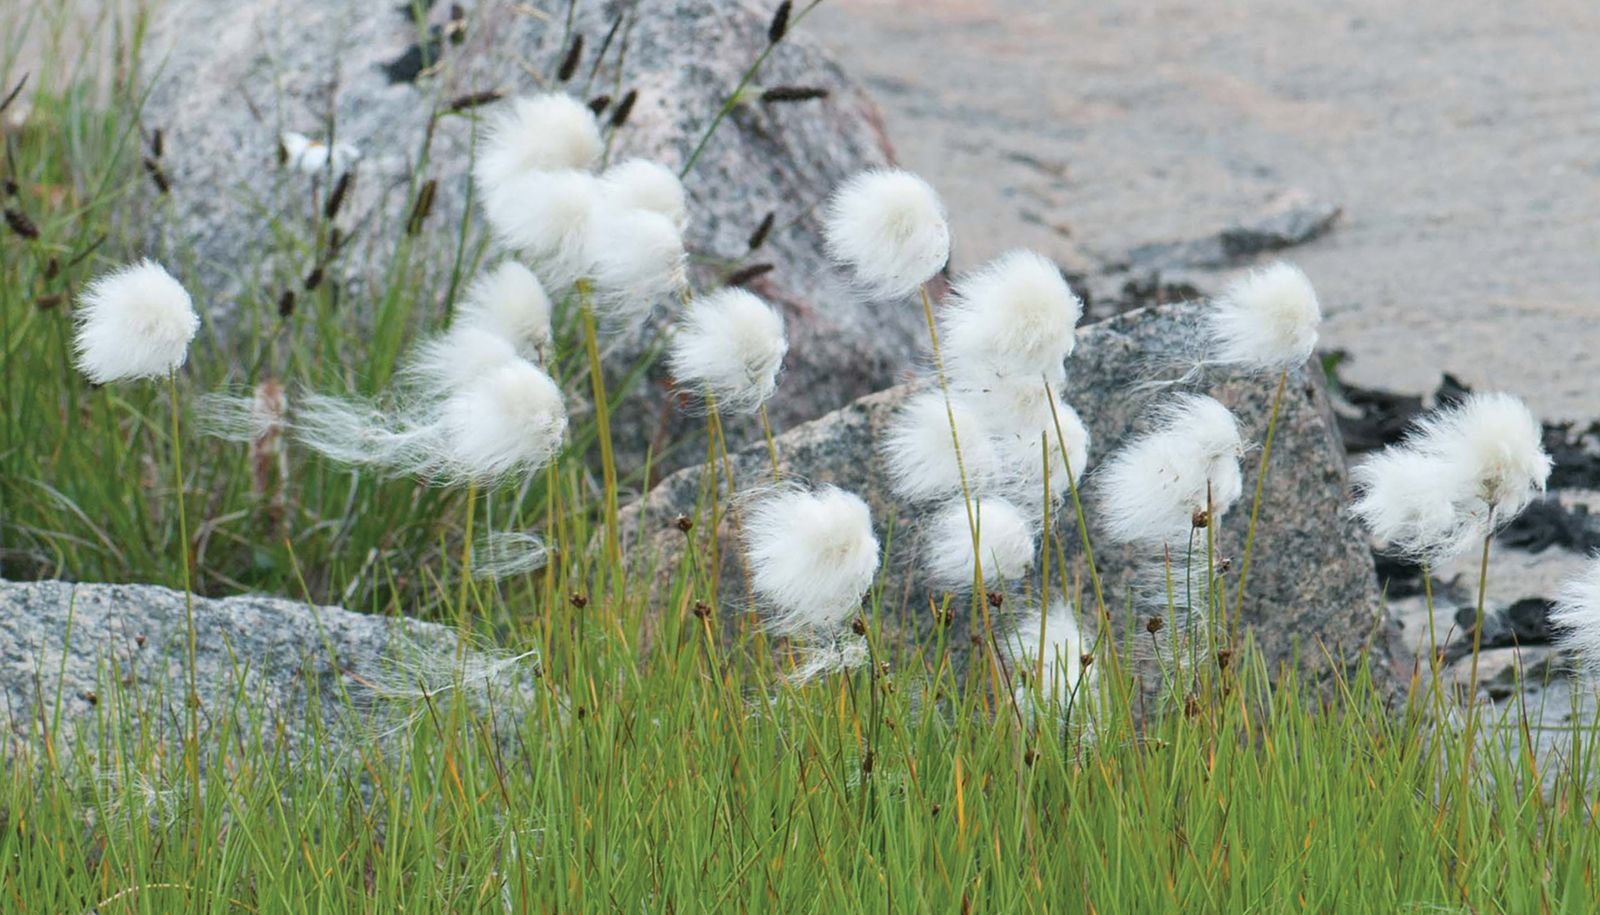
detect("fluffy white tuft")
[1552,558,1600,677]
[1414,392,1550,519]
[455,262,553,360]
[1096,394,1245,546]
[979,380,1091,505]
[790,635,870,684]
[1352,392,1550,562]
[744,485,881,635]
[600,158,688,230]
[822,169,950,300]
[587,206,687,326]
[480,169,602,288]
[942,250,1082,386]
[880,390,1000,503]
[74,259,199,383]
[668,288,788,413]
[1350,447,1471,561]
[282,132,360,175]
[472,94,602,194]
[404,325,522,396]
[431,360,568,484]
[923,496,1037,590]
[1208,261,1322,370]
[1003,599,1093,716]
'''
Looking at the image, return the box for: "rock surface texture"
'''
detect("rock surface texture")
[624,302,1404,697]
[138,0,912,472]
[0,579,514,758]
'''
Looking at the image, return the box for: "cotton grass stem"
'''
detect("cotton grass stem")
[1045,381,1106,620]
[1232,367,1288,626]
[458,482,478,628]
[578,281,621,578]
[168,370,201,841]
[758,402,782,482]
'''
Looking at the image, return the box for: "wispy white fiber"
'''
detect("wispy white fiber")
[1552,557,1600,677]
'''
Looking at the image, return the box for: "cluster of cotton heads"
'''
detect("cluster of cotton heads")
[829,171,1091,592]
[475,93,686,320]
[1353,391,1550,563]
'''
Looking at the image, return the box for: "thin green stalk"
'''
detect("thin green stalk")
[578,281,620,579]
[168,370,200,840]
[1233,367,1288,622]
[758,402,782,482]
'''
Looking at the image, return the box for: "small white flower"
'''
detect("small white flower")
[822,168,950,300]
[1003,598,1093,715]
[587,206,687,326]
[431,358,568,484]
[74,259,199,383]
[1096,394,1245,547]
[942,250,1082,386]
[668,288,788,413]
[600,158,688,230]
[281,132,360,175]
[480,169,603,288]
[745,485,881,635]
[472,93,602,194]
[1208,261,1321,370]
[1552,558,1600,676]
[455,261,553,360]
[923,496,1036,590]
[880,390,1000,504]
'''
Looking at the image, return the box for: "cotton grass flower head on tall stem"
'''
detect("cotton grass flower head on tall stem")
[479,169,603,288]
[451,261,553,361]
[881,390,1001,503]
[1551,557,1600,677]
[668,288,788,414]
[472,93,602,194]
[941,250,1082,386]
[1003,598,1094,723]
[744,485,881,637]
[425,358,569,486]
[586,205,688,327]
[1096,394,1245,547]
[923,496,1037,591]
[73,259,199,384]
[823,168,950,300]
[1208,261,1321,370]
[601,157,688,230]
[979,379,1090,506]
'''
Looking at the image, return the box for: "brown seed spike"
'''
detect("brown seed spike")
[674,514,693,533]
[609,89,637,129]
[570,593,589,609]
[1145,616,1164,635]
[143,158,171,194]
[448,89,504,112]
[768,0,792,44]
[747,211,775,251]
[986,591,1004,609]
[4,207,38,239]
[323,171,353,219]
[277,290,297,319]
[406,179,437,236]
[726,262,774,287]
[759,86,829,104]
[587,94,612,117]
[1190,508,1210,529]
[303,265,325,292]
[851,617,867,636]
[557,34,584,82]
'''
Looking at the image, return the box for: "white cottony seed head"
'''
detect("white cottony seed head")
[745,486,881,636]
[455,262,553,360]
[923,496,1037,590]
[942,250,1082,386]
[822,169,950,300]
[1552,558,1600,677]
[600,158,689,230]
[668,288,788,414]
[1004,599,1093,714]
[1208,261,1322,370]
[587,206,688,327]
[1096,394,1245,546]
[434,359,568,484]
[74,259,199,384]
[480,169,603,288]
[472,94,602,193]
[881,390,1000,503]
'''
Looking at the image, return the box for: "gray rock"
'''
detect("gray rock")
[0,579,526,761]
[622,301,1405,699]
[137,0,914,474]
[1124,189,1342,272]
